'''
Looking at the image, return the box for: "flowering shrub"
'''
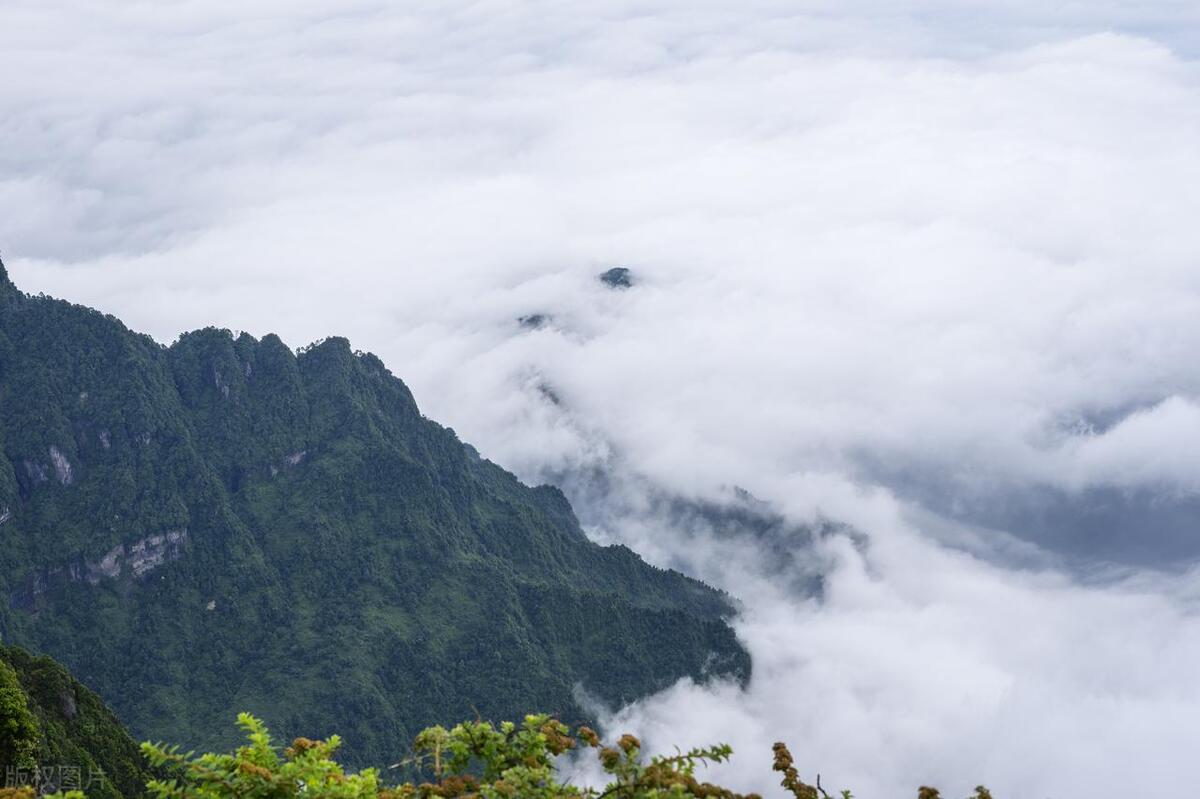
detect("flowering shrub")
[131,714,990,799]
[2,713,993,799]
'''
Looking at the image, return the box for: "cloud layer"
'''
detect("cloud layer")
[4,3,1200,796]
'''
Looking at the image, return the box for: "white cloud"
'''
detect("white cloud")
[3,3,1200,795]
[1053,396,1200,491]
[587,484,1200,797]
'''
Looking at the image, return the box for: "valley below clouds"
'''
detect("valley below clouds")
[4,2,1200,795]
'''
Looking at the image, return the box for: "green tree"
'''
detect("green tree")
[0,660,39,771]
[140,714,756,799]
[137,714,993,799]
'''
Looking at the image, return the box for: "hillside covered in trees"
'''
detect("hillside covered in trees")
[0,645,152,799]
[0,262,748,766]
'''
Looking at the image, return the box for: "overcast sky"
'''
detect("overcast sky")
[3,3,1200,797]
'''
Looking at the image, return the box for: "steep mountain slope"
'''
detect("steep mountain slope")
[0,645,152,799]
[0,262,748,766]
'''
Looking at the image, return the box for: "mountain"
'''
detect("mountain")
[0,263,748,766]
[0,644,152,799]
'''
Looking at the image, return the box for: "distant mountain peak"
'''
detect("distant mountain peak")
[599,267,634,289]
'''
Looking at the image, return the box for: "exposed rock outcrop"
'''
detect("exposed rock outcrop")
[599,266,634,289]
[518,313,552,329]
[49,446,73,485]
[9,530,189,610]
[23,461,48,486]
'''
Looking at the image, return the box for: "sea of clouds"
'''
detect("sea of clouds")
[4,2,1200,796]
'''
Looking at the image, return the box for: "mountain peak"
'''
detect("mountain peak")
[0,283,747,765]
[599,266,634,289]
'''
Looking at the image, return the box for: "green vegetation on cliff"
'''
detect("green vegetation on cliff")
[0,267,748,767]
[0,645,151,799]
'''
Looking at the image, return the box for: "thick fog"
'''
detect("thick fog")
[4,2,1200,795]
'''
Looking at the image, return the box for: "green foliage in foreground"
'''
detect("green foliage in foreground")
[5,712,995,799]
[138,713,756,799]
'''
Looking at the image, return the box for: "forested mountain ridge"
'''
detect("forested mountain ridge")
[0,644,152,799]
[0,263,748,766]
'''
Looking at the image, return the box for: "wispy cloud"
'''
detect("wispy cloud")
[3,3,1200,795]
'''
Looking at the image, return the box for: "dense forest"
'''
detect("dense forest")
[0,645,151,799]
[0,262,747,766]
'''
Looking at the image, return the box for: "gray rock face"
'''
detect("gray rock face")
[518,313,552,329]
[60,689,77,720]
[48,446,73,485]
[125,530,188,578]
[23,461,48,486]
[213,365,230,399]
[9,530,189,610]
[599,267,634,289]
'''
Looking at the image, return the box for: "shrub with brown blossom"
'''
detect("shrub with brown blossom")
[122,713,990,799]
